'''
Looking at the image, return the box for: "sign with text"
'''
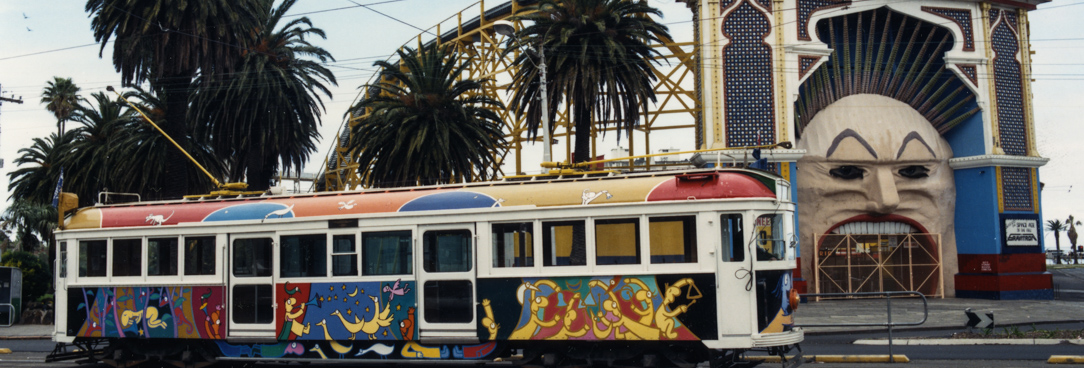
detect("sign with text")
[1004,218,1039,246]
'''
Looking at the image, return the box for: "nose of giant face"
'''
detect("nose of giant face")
[866,167,900,215]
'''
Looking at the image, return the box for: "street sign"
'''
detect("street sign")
[965,308,994,329]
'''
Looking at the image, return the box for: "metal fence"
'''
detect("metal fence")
[814,233,944,298]
[797,291,929,363]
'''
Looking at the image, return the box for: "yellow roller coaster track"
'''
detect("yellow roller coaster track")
[318,0,700,192]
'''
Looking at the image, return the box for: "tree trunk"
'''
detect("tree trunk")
[158,74,193,199]
[1055,230,1062,265]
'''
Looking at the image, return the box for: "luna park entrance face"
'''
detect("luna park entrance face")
[814,233,943,298]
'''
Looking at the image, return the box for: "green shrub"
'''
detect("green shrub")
[1,251,51,303]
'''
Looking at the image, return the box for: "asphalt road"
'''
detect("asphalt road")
[1052,266,1084,301]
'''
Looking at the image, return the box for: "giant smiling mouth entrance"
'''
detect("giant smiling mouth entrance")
[830,221,916,235]
[818,215,941,296]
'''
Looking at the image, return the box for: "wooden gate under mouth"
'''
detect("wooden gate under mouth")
[813,233,944,298]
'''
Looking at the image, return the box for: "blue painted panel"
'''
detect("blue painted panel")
[398,192,498,212]
[204,203,293,222]
[943,109,986,157]
[953,166,1001,254]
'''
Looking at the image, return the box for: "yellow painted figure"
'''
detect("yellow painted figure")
[545,294,589,340]
[280,297,311,339]
[481,299,500,340]
[509,281,561,339]
[656,278,694,339]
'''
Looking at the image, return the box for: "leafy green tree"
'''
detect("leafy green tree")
[85,0,261,198]
[40,77,84,137]
[347,45,507,187]
[1047,219,1067,265]
[1,251,51,305]
[8,132,76,206]
[1,200,54,254]
[506,0,670,163]
[192,0,336,191]
[67,92,136,206]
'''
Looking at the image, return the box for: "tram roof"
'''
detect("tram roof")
[63,168,780,230]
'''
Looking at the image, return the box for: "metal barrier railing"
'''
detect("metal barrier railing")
[0,303,15,327]
[796,291,929,363]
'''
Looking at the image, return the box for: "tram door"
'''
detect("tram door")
[227,233,277,338]
[415,224,478,340]
[716,212,754,336]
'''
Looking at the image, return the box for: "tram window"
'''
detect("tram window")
[721,214,745,262]
[148,237,178,276]
[649,216,698,264]
[423,280,473,323]
[233,238,273,277]
[184,236,216,275]
[59,242,67,278]
[232,284,273,324]
[79,240,107,277]
[112,239,142,277]
[542,220,586,266]
[595,218,640,265]
[362,231,412,275]
[332,235,358,276]
[755,214,785,261]
[492,223,534,267]
[280,234,327,278]
[423,230,472,272]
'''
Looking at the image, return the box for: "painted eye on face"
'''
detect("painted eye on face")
[898,165,930,179]
[829,165,865,180]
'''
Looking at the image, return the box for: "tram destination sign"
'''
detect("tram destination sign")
[1004,218,1039,247]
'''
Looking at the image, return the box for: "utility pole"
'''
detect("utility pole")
[0,83,25,169]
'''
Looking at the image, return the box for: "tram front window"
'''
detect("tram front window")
[755,214,787,261]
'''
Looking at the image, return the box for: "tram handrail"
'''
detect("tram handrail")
[0,303,15,327]
[795,291,928,363]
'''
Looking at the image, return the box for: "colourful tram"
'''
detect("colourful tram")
[52,168,802,367]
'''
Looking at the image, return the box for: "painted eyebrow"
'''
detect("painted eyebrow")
[826,128,877,159]
[896,131,937,159]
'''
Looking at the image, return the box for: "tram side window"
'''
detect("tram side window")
[280,234,327,277]
[492,223,533,268]
[184,236,216,275]
[112,239,142,277]
[595,218,640,265]
[755,214,785,261]
[542,220,586,266]
[649,216,698,263]
[332,235,358,276]
[233,238,273,277]
[721,214,745,262]
[232,285,273,324]
[148,237,178,276]
[79,240,107,277]
[362,231,412,275]
[59,242,67,278]
[423,230,472,272]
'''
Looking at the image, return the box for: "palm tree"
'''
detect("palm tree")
[347,44,507,188]
[1067,215,1081,264]
[506,0,670,163]
[7,132,77,206]
[66,92,136,206]
[40,77,84,137]
[191,0,336,191]
[2,199,55,254]
[1046,219,1067,265]
[85,0,261,198]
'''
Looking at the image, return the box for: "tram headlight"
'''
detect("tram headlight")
[788,289,800,312]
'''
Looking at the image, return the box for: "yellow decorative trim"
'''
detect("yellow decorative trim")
[981,3,1003,155]
[1018,9,1038,157]
[780,162,790,181]
[774,0,787,144]
[1031,167,1040,214]
[995,166,1004,213]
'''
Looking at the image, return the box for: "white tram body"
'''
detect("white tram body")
[53,168,801,366]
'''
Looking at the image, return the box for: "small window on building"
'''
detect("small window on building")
[332,235,358,276]
[184,236,216,276]
[423,230,472,272]
[112,239,142,277]
[280,234,327,278]
[492,223,534,268]
[543,220,586,266]
[722,214,745,262]
[233,238,273,277]
[148,237,178,276]
[362,231,412,275]
[595,218,640,265]
[649,216,698,264]
[79,240,107,277]
[59,242,67,278]
[232,284,273,324]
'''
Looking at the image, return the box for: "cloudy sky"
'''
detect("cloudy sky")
[0,1,1081,247]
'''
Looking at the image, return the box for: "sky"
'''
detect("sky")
[0,1,1082,248]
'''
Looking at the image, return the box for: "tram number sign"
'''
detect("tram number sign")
[964,308,994,329]
[1004,219,1039,247]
